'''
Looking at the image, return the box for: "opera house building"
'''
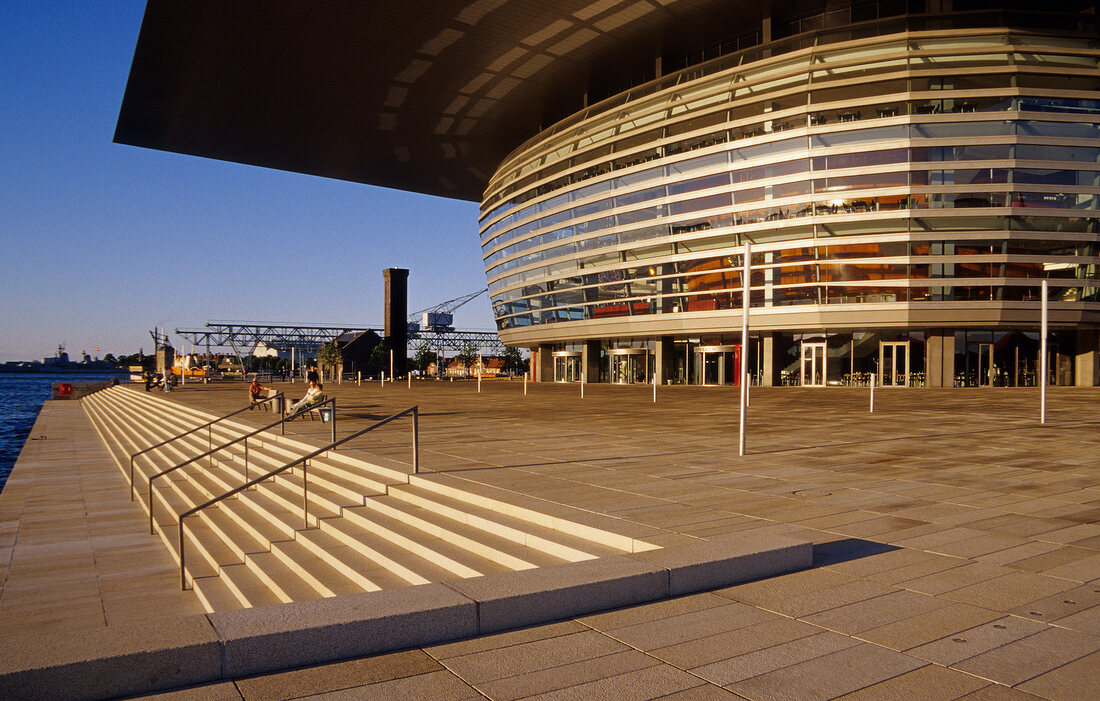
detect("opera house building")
[116,1,1100,388]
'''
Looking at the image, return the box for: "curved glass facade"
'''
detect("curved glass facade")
[480,19,1100,387]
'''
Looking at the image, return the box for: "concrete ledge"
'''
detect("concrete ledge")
[628,532,813,596]
[208,583,477,678]
[0,616,220,701]
[444,556,668,634]
[0,532,810,700]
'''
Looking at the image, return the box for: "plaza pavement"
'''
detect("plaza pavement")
[2,377,1099,699]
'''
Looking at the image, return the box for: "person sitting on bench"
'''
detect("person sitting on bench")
[248,377,270,408]
[285,380,323,419]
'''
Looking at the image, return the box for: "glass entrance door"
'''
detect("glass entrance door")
[879,341,910,387]
[693,345,740,386]
[609,351,646,384]
[977,343,994,386]
[801,342,826,387]
[962,343,995,386]
[553,355,581,382]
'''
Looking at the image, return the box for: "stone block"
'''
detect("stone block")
[208,582,476,678]
[444,556,667,634]
[0,616,220,701]
[627,532,812,596]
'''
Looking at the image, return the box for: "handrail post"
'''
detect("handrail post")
[208,425,213,469]
[331,399,336,444]
[244,437,249,486]
[179,516,187,590]
[129,455,136,501]
[149,478,156,535]
[412,406,419,474]
[302,459,309,529]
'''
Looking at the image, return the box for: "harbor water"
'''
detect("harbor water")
[0,371,128,493]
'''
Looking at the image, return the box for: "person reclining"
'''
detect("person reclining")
[285,380,323,419]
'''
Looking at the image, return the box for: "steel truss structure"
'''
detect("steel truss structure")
[174,321,503,357]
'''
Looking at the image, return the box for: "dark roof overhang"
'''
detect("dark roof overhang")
[114,0,775,202]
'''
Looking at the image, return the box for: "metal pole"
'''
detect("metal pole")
[179,520,187,590]
[380,372,384,386]
[478,356,482,393]
[390,349,394,382]
[358,370,361,386]
[291,347,295,382]
[412,407,419,474]
[524,372,528,395]
[870,373,876,413]
[739,242,751,456]
[653,373,657,403]
[244,437,249,486]
[303,460,309,529]
[408,372,412,389]
[1041,279,1048,424]
[581,372,585,399]
[331,401,336,444]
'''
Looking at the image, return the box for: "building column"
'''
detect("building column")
[582,340,601,383]
[535,345,553,383]
[654,336,674,384]
[760,333,778,386]
[925,330,955,387]
[1075,330,1099,386]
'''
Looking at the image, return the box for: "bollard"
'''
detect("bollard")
[580,372,585,399]
[1041,279,1048,424]
[524,372,528,396]
[653,373,657,403]
[870,373,876,413]
[357,371,361,386]
[408,373,411,389]
[478,371,481,393]
[380,372,384,387]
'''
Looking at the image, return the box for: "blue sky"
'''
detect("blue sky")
[0,2,490,362]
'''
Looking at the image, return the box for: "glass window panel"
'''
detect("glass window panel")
[1017,74,1100,92]
[812,79,907,104]
[1017,121,1100,139]
[811,125,907,148]
[668,171,731,195]
[1017,144,1100,163]
[665,152,728,176]
[912,121,1014,138]
[614,185,666,207]
[731,137,803,162]
[668,192,731,215]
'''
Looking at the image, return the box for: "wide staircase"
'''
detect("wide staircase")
[81,385,652,613]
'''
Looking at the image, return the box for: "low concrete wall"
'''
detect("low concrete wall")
[0,533,811,700]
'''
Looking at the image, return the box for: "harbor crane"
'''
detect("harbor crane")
[407,288,488,332]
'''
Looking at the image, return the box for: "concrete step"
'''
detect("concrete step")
[216,561,285,609]
[268,537,366,597]
[314,515,466,586]
[191,571,247,613]
[242,550,327,604]
[336,504,526,578]
[388,482,618,562]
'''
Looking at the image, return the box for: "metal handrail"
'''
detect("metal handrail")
[129,392,286,501]
[178,405,419,590]
[147,397,336,535]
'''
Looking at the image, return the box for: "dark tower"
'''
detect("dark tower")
[383,268,409,377]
